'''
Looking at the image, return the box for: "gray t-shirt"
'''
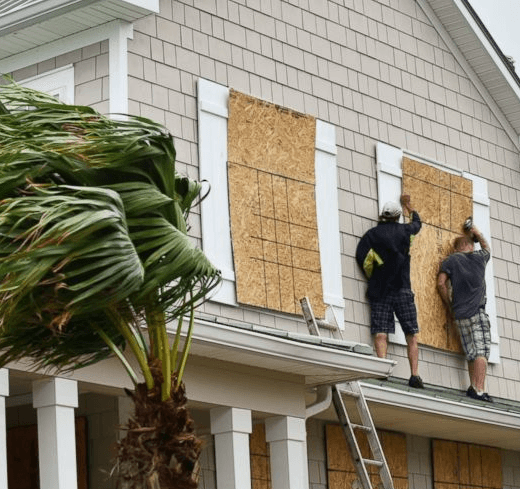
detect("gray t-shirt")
[440,249,490,319]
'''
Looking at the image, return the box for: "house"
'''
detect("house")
[1,0,520,488]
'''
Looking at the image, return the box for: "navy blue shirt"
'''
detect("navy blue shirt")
[440,249,490,319]
[356,211,421,301]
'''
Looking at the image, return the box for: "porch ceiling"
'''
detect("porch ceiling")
[0,0,158,59]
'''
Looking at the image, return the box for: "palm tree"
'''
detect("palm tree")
[0,82,221,489]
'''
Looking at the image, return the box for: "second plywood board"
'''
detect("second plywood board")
[402,158,472,353]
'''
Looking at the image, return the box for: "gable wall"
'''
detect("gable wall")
[124,0,520,398]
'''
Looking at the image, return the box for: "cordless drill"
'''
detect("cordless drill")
[463,217,478,242]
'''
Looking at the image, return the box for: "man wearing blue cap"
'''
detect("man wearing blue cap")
[356,194,424,388]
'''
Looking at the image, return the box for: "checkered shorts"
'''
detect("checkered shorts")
[369,289,419,336]
[456,308,491,361]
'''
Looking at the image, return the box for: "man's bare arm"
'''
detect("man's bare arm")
[437,272,452,310]
[469,225,490,253]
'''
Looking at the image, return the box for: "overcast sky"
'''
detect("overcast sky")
[468,0,520,69]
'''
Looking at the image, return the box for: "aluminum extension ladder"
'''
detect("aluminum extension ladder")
[300,297,394,489]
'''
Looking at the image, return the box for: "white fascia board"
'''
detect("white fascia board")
[416,0,520,150]
[358,381,520,431]
[183,318,396,384]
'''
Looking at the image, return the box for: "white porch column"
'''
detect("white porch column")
[210,407,252,489]
[32,377,78,489]
[265,416,309,489]
[0,369,8,489]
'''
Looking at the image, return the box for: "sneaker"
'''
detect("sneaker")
[408,375,424,389]
[466,386,494,402]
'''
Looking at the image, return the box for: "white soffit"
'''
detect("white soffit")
[422,0,520,139]
[0,0,158,58]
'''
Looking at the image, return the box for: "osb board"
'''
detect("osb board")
[326,424,408,489]
[250,423,272,489]
[403,158,472,354]
[228,91,325,316]
[228,90,316,184]
[432,440,502,489]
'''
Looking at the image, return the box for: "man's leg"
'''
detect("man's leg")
[406,334,420,377]
[373,333,388,358]
[469,356,487,393]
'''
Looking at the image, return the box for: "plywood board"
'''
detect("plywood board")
[433,440,502,489]
[228,91,325,316]
[381,431,408,478]
[480,446,502,489]
[228,90,316,183]
[432,440,459,483]
[403,159,472,354]
[250,424,272,489]
[326,424,408,489]
[468,444,482,487]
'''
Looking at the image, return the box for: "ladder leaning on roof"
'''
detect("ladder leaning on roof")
[299,297,394,489]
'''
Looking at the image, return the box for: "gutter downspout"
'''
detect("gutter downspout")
[305,384,332,419]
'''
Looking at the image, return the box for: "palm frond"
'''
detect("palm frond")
[0,80,221,387]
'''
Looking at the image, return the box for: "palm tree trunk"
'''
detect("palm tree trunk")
[116,369,202,489]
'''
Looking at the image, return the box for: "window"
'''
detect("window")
[376,142,499,363]
[197,78,344,324]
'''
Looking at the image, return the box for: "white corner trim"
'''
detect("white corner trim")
[108,21,133,115]
[0,19,133,115]
[416,0,520,151]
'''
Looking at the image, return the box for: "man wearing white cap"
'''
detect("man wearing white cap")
[356,194,423,388]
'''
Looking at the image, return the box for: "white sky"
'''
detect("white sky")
[468,0,520,69]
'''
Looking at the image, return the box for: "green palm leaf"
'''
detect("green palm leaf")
[0,81,221,394]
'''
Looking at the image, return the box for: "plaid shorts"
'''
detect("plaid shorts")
[369,289,419,336]
[456,308,491,361]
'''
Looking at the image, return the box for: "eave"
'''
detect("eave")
[183,318,396,387]
[358,379,520,451]
[0,0,158,59]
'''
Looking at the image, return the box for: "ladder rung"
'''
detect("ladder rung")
[315,319,337,330]
[363,458,383,468]
[341,390,360,398]
[352,423,372,433]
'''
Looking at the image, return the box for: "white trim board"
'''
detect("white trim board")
[197,78,345,324]
[376,142,499,363]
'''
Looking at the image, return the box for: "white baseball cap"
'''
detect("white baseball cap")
[381,201,401,219]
